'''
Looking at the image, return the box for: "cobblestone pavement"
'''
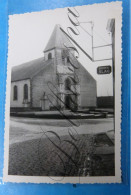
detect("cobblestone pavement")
[9,133,114,176]
[8,117,114,176]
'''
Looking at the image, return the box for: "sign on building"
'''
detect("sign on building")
[97,66,112,74]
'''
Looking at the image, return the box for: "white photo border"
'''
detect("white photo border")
[3,1,122,184]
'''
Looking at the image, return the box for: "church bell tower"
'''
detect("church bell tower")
[44,24,80,111]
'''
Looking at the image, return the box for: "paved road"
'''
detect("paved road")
[9,117,114,145]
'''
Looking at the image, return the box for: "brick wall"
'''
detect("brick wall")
[97,96,114,108]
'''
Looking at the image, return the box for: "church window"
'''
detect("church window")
[24,84,28,100]
[67,56,70,63]
[62,56,65,64]
[48,53,52,59]
[65,78,71,90]
[13,85,18,100]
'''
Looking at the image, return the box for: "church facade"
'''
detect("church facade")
[10,25,97,111]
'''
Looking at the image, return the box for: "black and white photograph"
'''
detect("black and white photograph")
[4,2,122,183]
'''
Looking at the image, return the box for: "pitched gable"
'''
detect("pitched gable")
[44,24,74,52]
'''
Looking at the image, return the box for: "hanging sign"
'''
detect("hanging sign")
[97,66,112,74]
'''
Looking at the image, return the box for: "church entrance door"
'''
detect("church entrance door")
[65,95,78,110]
[65,95,71,110]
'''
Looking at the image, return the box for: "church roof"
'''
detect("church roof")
[11,58,52,82]
[11,56,95,83]
[44,24,74,52]
[11,24,95,83]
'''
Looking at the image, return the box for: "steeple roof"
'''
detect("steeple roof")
[44,24,74,52]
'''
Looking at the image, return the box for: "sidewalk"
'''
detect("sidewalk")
[10,109,114,119]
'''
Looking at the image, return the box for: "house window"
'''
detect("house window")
[65,78,71,90]
[48,53,52,59]
[13,85,18,100]
[24,84,28,100]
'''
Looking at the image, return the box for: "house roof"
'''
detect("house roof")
[11,57,52,82]
[44,24,74,52]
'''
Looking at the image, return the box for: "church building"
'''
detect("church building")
[10,24,97,111]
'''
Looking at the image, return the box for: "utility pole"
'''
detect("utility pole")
[106,19,115,97]
[91,22,94,61]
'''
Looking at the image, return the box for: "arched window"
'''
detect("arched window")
[62,55,65,62]
[67,56,70,63]
[13,85,18,100]
[24,84,28,100]
[48,53,52,59]
[65,78,71,90]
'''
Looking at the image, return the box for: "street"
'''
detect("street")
[8,116,115,176]
[9,117,114,145]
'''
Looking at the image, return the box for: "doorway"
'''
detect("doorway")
[65,95,78,110]
[65,95,71,109]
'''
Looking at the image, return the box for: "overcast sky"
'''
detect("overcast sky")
[8,3,121,96]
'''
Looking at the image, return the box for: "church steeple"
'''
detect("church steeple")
[44,24,75,61]
[44,24,74,53]
[43,25,80,111]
